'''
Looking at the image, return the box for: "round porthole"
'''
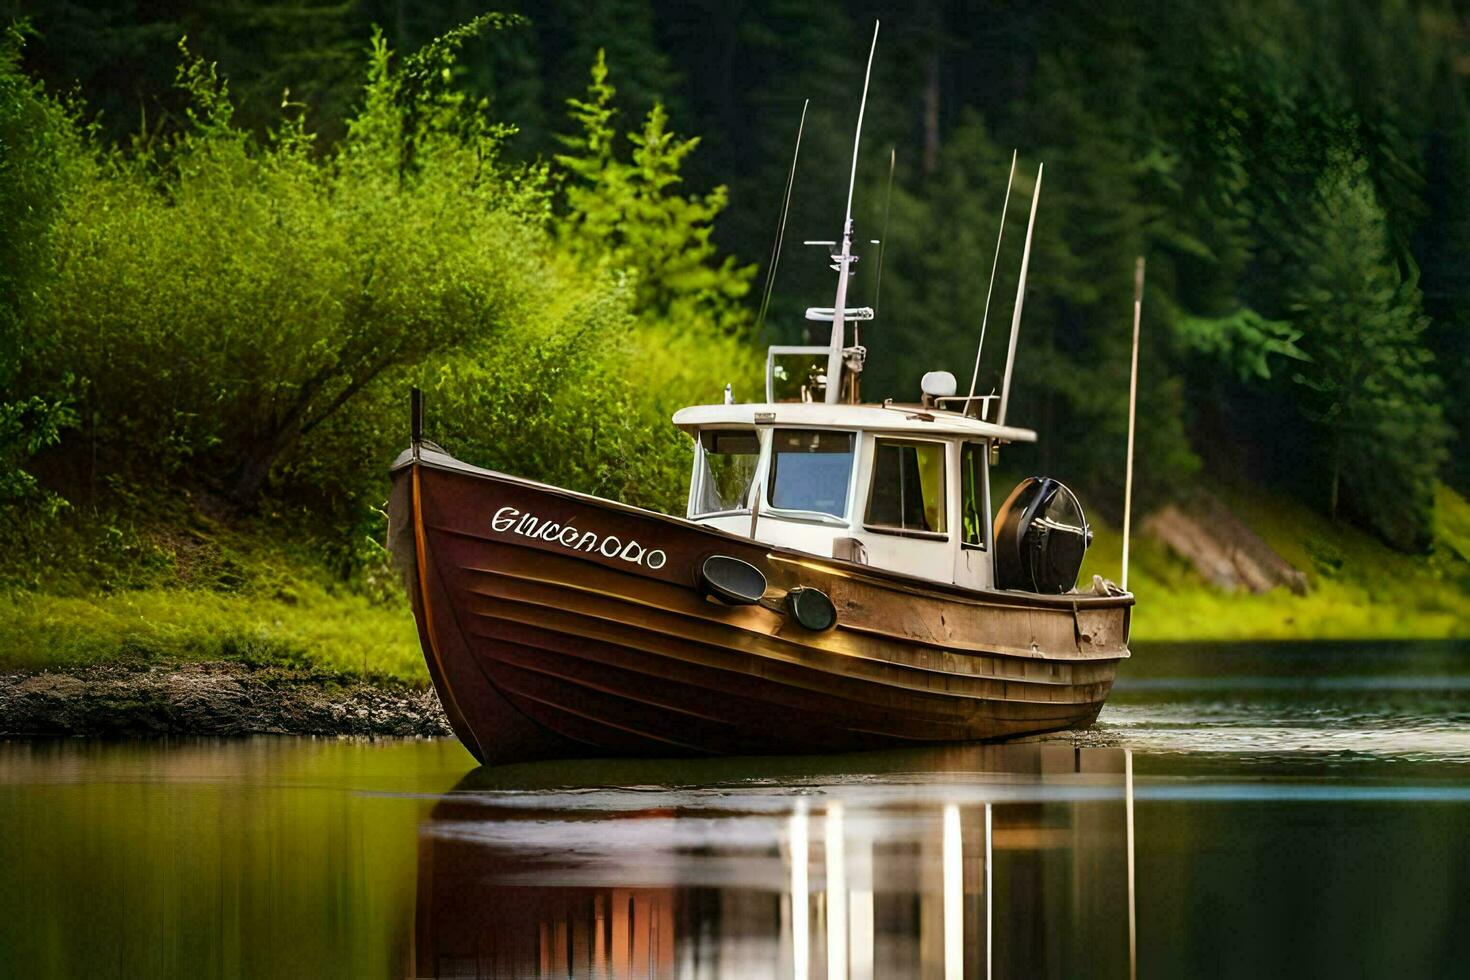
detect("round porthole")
[700,555,767,605]
[786,587,837,631]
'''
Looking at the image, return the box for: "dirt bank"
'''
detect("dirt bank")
[0,661,451,737]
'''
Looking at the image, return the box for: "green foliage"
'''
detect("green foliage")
[0,11,758,678]
[1286,153,1450,550]
[0,20,76,323]
[23,32,549,509]
[2,17,757,586]
[555,50,755,330]
[0,20,86,514]
[0,393,75,512]
[857,0,1463,541]
[7,1,1464,552]
[1174,309,1304,382]
[398,12,526,93]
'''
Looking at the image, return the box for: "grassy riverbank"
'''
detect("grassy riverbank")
[1,485,1466,690]
[1082,484,1470,641]
[0,502,426,685]
[0,585,423,683]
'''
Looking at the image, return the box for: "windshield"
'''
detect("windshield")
[767,429,854,519]
[694,429,760,515]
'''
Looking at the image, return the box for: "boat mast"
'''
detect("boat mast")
[824,20,881,405]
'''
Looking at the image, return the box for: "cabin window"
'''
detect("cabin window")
[961,441,988,548]
[768,351,831,402]
[767,429,855,519]
[866,439,947,534]
[694,429,761,515]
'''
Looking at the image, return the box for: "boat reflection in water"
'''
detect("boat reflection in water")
[413,744,1136,979]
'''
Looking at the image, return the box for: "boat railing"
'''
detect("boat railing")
[934,394,999,420]
[804,305,874,323]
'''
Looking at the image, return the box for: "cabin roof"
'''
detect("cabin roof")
[671,402,1038,443]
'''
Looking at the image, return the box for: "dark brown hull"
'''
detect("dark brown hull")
[388,448,1131,765]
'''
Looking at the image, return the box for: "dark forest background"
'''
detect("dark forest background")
[3,0,1468,561]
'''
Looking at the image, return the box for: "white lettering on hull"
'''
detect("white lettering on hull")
[491,506,668,571]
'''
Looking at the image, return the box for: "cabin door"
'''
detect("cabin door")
[952,441,993,590]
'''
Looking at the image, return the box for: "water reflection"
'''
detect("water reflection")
[412,745,1136,979]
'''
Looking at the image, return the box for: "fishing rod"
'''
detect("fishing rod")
[755,99,810,341]
[870,147,896,332]
[965,149,1017,417]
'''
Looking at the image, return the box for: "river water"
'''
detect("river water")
[0,640,1466,979]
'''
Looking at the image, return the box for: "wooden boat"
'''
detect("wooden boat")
[387,26,1132,766]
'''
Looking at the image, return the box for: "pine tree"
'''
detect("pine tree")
[1417,47,1470,492]
[1287,152,1449,550]
[555,51,753,329]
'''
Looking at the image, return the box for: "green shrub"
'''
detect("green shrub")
[3,17,760,583]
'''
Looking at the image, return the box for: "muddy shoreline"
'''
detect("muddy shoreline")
[0,661,451,738]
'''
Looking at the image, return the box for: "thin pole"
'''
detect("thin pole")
[1122,256,1144,593]
[966,150,1018,415]
[825,20,880,404]
[756,99,810,339]
[996,163,1043,427]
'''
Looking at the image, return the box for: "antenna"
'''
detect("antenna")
[844,22,880,224]
[965,150,1017,415]
[996,162,1043,427]
[824,19,880,405]
[864,145,899,345]
[756,99,810,339]
[1122,256,1145,593]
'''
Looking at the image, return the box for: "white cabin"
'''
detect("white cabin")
[677,32,1061,594]
[674,400,1037,590]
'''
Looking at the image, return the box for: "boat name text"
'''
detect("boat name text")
[491,506,667,570]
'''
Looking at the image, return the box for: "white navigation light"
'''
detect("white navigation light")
[921,371,957,398]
